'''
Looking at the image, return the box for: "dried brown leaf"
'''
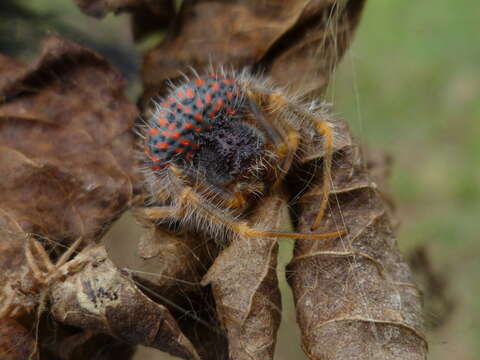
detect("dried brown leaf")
[106,217,229,359]
[141,0,364,105]
[130,1,176,41]
[0,34,138,242]
[264,0,366,96]
[0,229,37,318]
[286,140,428,359]
[0,35,148,358]
[50,244,201,360]
[201,193,285,360]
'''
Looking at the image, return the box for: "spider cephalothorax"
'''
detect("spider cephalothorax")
[195,117,265,187]
[141,69,345,241]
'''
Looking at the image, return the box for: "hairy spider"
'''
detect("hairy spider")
[139,68,345,241]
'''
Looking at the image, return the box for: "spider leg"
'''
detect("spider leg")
[53,237,84,269]
[144,167,345,240]
[25,238,53,283]
[302,114,334,231]
[143,206,179,219]
[45,237,85,283]
[247,97,285,147]
[178,161,264,210]
[25,236,85,284]
[266,124,300,188]
[247,88,335,231]
[246,91,300,187]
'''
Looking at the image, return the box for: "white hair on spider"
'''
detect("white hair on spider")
[137,66,346,242]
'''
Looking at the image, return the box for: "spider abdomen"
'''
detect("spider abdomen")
[145,75,243,169]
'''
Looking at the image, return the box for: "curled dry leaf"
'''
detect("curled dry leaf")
[0,35,144,358]
[50,244,201,360]
[141,0,365,104]
[260,0,366,96]
[0,34,138,242]
[286,137,428,358]
[0,55,25,90]
[201,193,286,360]
[47,331,136,360]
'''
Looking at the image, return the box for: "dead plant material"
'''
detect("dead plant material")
[201,193,286,360]
[0,0,428,359]
[0,34,140,353]
[50,244,201,360]
[286,141,428,359]
[0,34,138,241]
[140,0,366,105]
[126,226,217,300]
[106,217,230,359]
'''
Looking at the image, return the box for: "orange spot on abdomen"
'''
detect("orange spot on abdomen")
[186,88,195,98]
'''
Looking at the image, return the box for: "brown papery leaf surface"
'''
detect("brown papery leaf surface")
[201,193,286,360]
[286,138,428,358]
[50,244,201,360]
[0,35,143,358]
[141,0,366,104]
[0,34,137,241]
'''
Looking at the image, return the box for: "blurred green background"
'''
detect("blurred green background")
[2,0,479,359]
[333,2,480,359]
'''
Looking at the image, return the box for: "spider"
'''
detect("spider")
[139,68,345,241]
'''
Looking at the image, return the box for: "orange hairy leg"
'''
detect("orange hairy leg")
[144,166,345,240]
[249,89,335,231]
[172,163,260,210]
[246,90,300,188]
